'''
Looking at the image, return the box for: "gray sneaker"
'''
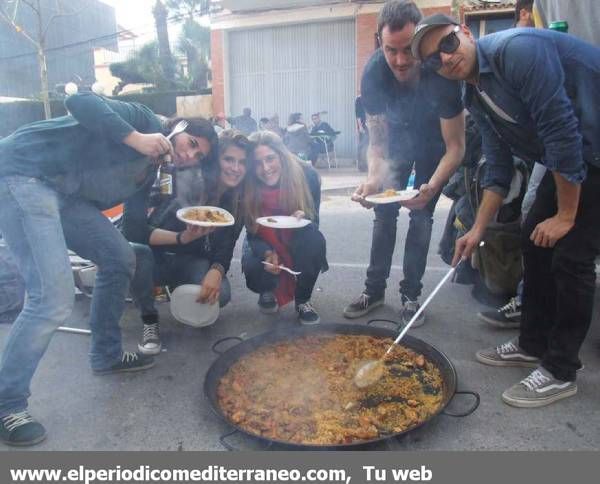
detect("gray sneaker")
[478,297,521,329]
[400,297,425,328]
[476,337,540,367]
[343,292,384,319]
[502,367,577,408]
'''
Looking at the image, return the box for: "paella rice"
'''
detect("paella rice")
[217,334,444,445]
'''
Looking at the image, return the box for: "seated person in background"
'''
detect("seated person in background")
[123,129,251,354]
[283,113,312,160]
[259,117,270,130]
[233,108,258,136]
[242,131,328,325]
[309,112,337,166]
[268,114,284,137]
[213,112,231,135]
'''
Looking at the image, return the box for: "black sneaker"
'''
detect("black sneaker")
[343,292,384,319]
[0,411,47,447]
[258,292,278,314]
[93,352,155,375]
[400,296,425,328]
[296,301,320,325]
[138,323,162,355]
[478,297,521,329]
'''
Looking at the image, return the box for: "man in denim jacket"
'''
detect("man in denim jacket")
[412,15,600,408]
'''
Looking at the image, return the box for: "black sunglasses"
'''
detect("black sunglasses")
[423,25,461,71]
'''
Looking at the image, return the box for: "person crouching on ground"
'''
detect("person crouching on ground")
[241,131,328,325]
[124,129,251,354]
[0,92,210,446]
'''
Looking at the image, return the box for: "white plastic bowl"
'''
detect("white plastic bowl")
[169,284,219,327]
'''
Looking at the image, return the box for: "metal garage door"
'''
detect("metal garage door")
[228,19,356,159]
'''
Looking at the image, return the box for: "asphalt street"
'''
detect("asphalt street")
[1,191,599,451]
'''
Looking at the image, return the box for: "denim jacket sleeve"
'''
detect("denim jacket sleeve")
[65,93,159,144]
[497,35,585,183]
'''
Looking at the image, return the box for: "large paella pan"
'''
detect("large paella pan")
[204,321,479,450]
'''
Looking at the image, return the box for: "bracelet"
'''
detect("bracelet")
[176,231,184,245]
[210,262,225,277]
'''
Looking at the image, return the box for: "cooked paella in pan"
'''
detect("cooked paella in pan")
[217,334,445,445]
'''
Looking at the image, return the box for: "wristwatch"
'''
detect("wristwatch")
[176,231,184,245]
[210,262,225,276]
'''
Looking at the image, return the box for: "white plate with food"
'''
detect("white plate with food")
[256,215,311,229]
[176,206,235,227]
[169,284,219,327]
[364,188,420,205]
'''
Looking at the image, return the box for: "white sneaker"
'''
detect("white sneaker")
[138,323,162,355]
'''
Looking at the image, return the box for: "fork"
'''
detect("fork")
[166,120,188,140]
[261,261,302,276]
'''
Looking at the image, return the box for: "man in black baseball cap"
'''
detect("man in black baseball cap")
[411,13,459,62]
[412,14,600,409]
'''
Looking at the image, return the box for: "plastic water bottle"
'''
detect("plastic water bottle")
[407,169,416,189]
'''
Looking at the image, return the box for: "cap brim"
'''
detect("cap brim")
[410,21,459,60]
[411,24,443,60]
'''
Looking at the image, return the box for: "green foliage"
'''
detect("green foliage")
[177,18,210,90]
[109,42,185,95]
[165,0,211,18]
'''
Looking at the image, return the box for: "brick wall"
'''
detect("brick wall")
[356,12,379,94]
[211,29,225,116]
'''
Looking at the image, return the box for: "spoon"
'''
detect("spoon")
[261,261,302,276]
[353,252,478,389]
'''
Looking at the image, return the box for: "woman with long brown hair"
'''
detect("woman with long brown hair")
[124,130,251,354]
[242,131,327,325]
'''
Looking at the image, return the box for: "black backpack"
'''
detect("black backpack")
[438,115,530,304]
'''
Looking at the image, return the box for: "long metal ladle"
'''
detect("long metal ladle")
[354,256,470,389]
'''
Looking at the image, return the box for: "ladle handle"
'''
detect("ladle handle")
[385,261,461,355]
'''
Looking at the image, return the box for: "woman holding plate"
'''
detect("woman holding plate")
[242,131,328,325]
[123,130,251,355]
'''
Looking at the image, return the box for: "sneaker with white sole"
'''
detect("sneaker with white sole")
[400,296,425,328]
[343,292,384,319]
[0,411,47,447]
[476,337,540,367]
[258,292,278,314]
[93,352,155,375]
[296,301,320,325]
[502,367,577,408]
[138,323,162,355]
[478,297,521,329]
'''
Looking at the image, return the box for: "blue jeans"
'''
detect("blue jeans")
[241,225,327,305]
[364,158,441,300]
[0,176,135,417]
[130,244,231,319]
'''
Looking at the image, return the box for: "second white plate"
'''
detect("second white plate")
[364,189,420,205]
[256,215,311,229]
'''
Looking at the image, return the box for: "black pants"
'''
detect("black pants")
[365,158,441,300]
[242,225,327,305]
[519,166,600,381]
